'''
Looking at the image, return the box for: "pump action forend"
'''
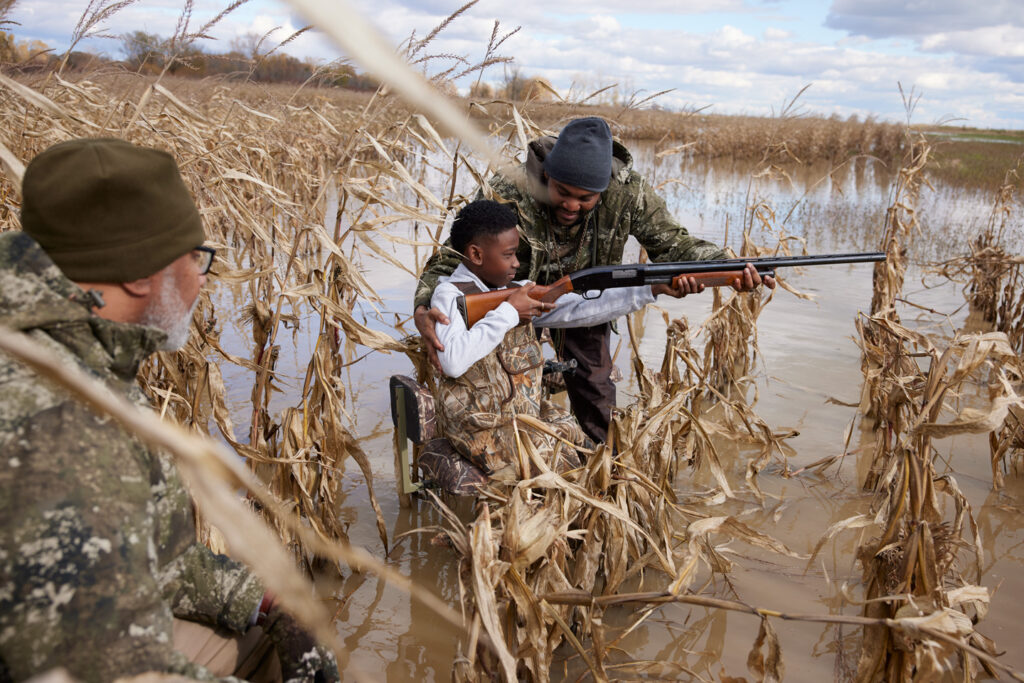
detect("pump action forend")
[456,251,886,328]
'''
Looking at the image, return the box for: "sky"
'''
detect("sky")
[6,0,1024,129]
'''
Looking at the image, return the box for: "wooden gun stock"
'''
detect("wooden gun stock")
[459,276,574,328]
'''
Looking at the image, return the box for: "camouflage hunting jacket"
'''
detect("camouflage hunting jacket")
[413,136,728,310]
[0,232,264,682]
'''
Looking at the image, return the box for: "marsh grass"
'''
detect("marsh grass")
[472,101,908,165]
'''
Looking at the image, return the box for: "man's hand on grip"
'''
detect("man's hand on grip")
[731,263,776,292]
[653,277,704,298]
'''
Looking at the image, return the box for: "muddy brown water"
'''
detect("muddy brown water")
[211,142,1023,680]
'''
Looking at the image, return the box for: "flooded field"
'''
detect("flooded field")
[208,141,1023,680]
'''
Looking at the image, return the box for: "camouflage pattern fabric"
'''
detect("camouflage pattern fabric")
[417,439,488,495]
[391,375,489,495]
[436,320,543,474]
[389,374,436,444]
[0,232,264,682]
[263,607,340,683]
[413,136,728,310]
[434,281,588,478]
[540,399,589,469]
[408,378,437,442]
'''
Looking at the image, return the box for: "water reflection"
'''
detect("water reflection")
[204,139,1023,679]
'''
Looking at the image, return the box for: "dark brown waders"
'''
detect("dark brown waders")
[558,322,614,444]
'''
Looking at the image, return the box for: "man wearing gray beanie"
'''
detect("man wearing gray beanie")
[413,117,774,443]
[0,138,337,682]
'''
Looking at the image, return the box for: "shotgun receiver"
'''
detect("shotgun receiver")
[456,251,886,328]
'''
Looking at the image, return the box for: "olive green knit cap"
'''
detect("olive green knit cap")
[20,138,205,283]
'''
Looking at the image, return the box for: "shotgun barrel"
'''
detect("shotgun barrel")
[567,251,886,290]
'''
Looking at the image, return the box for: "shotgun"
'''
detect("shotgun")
[456,251,886,328]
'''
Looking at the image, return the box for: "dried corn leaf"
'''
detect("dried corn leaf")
[0,139,25,188]
[747,616,784,683]
[468,505,517,681]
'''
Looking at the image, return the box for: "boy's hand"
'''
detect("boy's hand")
[414,305,449,371]
[652,277,704,298]
[508,284,555,323]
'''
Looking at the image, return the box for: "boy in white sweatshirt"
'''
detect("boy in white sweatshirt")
[429,200,693,480]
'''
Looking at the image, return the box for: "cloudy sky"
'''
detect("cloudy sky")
[7,0,1024,129]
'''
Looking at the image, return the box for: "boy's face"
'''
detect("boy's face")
[467,226,520,288]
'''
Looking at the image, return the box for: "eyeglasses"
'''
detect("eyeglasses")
[193,246,216,275]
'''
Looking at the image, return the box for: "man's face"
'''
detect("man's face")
[471,226,521,289]
[140,249,207,350]
[546,178,600,226]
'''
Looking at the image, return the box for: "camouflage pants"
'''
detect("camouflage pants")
[418,405,587,495]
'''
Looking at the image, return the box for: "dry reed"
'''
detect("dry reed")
[471,102,908,166]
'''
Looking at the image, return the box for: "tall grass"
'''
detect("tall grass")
[471,102,908,164]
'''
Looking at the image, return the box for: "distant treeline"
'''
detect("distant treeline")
[0,30,565,102]
[0,30,379,90]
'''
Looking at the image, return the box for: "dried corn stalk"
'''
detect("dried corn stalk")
[853,322,1022,680]
[935,160,1024,350]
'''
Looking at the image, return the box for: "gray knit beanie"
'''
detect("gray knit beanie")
[21,138,205,283]
[542,117,612,193]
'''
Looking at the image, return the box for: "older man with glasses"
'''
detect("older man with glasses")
[0,138,337,682]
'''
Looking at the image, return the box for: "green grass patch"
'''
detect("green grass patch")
[925,136,1024,189]
[921,126,1024,145]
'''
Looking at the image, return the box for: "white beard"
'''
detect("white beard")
[140,272,199,351]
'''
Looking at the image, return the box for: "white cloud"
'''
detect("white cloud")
[920,25,1024,57]
[715,25,756,48]
[763,27,792,40]
[244,14,298,43]
[466,0,749,14]
[684,66,755,89]
[585,15,622,41]
[915,72,951,90]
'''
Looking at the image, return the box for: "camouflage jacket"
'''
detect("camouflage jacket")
[413,136,728,310]
[0,232,263,682]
